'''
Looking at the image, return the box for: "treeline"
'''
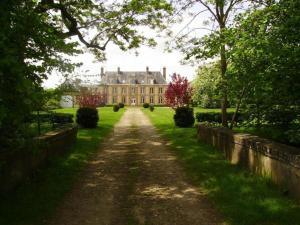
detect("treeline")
[192,0,300,145]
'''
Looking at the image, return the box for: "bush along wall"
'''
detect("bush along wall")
[113,105,120,112]
[174,107,195,127]
[196,112,243,123]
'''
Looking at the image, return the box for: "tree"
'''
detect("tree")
[165,73,193,109]
[192,62,221,108]
[170,0,253,127]
[76,91,107,108]
[0,0,172,149]
[228,0,300,128]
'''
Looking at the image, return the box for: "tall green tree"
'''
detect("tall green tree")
[192,62,221,108]
[227,0,300,128]
[171,0,246,127]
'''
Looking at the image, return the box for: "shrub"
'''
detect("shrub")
[113,105,120,112]
[195,112,243,123]
[150,105,155,112]
[51,113,73,124]
[143,103,150,108]
[174,107,195,127]
[118,102,125,108]
[76,107,99,128]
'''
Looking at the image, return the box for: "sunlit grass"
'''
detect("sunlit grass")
[0,107,125,225]
[143,107,300,225]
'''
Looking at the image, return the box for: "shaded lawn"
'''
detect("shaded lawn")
[0,107,124,225]
[143,107,300,225]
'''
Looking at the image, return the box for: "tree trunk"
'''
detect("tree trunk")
[220,24,228,127]
[230,87,245,129]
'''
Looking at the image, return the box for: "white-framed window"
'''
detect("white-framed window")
[141,87,145,94]
[150,96,154,104]
[159,87,163,94]
[122,87,126,94]
[112,96,117,103]
[131,87,136,94]
[113,87,117,94]
[122,96,126,103]
[141,96,145,103]
[159,96,163,104]
[150,87,154,94]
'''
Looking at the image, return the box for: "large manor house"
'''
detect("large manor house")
[97,67,168,106]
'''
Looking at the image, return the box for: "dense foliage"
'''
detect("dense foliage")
[118,103,125,108]
[192,63,221,108]
[174,107,195,128]
[76,107,99,128]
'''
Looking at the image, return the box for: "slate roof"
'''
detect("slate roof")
[100,70,167,85]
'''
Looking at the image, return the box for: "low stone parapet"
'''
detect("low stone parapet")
[0,126,78,193]
[196,125,300,201]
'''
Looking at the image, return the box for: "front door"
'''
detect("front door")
[131,98,136,106]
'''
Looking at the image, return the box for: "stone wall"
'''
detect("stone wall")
[196,125,300,201]
[0,126,78,193]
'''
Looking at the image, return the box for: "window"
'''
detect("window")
[150,87,154,94]
[141,87,145,94]
[159,87,163,94]
[150,96,154,104]
[113,87,117,94]
[122,96,126,103]
[122,87,126,94]
[112,96,117,103]
[141,96,145,104]
[159,96,163,104]
[131,87,136,94]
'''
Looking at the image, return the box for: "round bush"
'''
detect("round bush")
[76,107,99,128]
[150,105,155,112]
[174,107,195,127]
[143,103,150,108]
[118,102,125,108]
[113,104,120,112]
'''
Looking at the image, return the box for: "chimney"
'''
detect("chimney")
[163,67,166,80]
[101,67,104,78]
[146,66,149,73]
[117,67,121,74]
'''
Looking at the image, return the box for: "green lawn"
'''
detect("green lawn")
[143,107,300,225]
[0,107,125,225]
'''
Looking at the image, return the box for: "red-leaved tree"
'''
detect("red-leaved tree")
[76,91,107,108]
[165,73,193,109]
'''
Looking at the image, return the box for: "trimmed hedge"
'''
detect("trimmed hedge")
[143,103,150,108]
[118,102,125,108]
[150,105,155,112]
[27,112,73,124]
[76,107,99,128]
[113,105,120,112]
[174,107,195,127]
[51,113,73,124]
[195,112,243,123]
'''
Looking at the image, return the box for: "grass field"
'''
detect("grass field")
[143,107,300,225]
[0,107,125,225]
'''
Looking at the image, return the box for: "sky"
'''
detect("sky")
[43,3,211,88]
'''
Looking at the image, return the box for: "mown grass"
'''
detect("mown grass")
[0,107,124,225]
[143,107,300,225]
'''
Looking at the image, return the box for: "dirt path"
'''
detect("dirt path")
[47,108,225,225]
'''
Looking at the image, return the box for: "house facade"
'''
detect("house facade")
[97,67,168,106]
